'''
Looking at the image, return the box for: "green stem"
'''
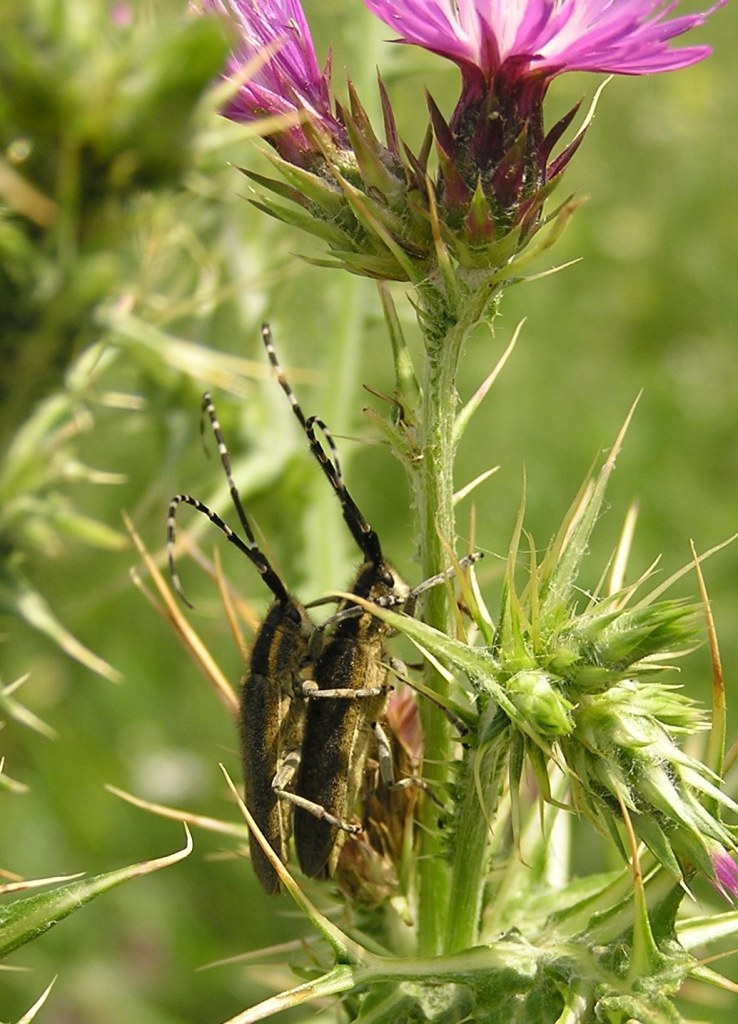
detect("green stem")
[411,318,466,955]
[444,711,508,952]
[408,287,503,956]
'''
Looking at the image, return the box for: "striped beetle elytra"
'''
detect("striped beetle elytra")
[167,394,359,894]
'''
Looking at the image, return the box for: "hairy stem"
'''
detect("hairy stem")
[411,317,465,955]
[408,288,503,956]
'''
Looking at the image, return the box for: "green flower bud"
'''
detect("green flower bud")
[506,670,574,737]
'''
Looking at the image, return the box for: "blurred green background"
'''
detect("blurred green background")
[1,0,737,1021]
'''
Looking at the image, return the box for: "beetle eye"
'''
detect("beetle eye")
[285,605,302,626]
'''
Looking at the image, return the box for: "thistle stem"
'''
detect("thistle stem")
[444,715,507,952]
[408,292,502,956]
[410,317,465,955]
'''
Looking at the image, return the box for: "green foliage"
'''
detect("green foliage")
[0,0,229,444]
[0,831,191,958]
[0,0,232,672]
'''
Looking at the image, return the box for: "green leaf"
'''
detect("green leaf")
[13,977,56,1024]
[0,571,121,682]
[541,400,639,615]
[219,965,357,1024]
[0,828,192,957]
[258,151,346,214]
[247,192,354,247]
[0,672,56,738]
[678,908,738,951]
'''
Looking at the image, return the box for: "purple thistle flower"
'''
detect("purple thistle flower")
[362,0,727,81]
[360,0,726,264]
[710,846,738,902]
[202,0,347,165]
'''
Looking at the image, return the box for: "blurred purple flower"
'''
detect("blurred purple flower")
[711,846,738,902]
[202,0,347,165]
[110,4,133,27]
[362,0,727,81]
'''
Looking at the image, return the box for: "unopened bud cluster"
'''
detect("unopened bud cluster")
[468,488,738,898]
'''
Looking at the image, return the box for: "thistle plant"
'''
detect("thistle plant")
[3,1,736,1022]
[182,2,738,1021]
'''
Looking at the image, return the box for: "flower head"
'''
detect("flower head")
[359,0,725,278]
[363,0,726,81]
[202,0,347,164]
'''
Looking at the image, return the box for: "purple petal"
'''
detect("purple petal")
[711,847,738,902]
[202,0,345,153]
[363,0,727,79]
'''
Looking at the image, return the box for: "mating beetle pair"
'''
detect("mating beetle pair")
[168,325,475,893]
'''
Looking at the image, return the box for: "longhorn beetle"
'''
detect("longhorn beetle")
[262,324,479,878]
[167,395,359,893]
